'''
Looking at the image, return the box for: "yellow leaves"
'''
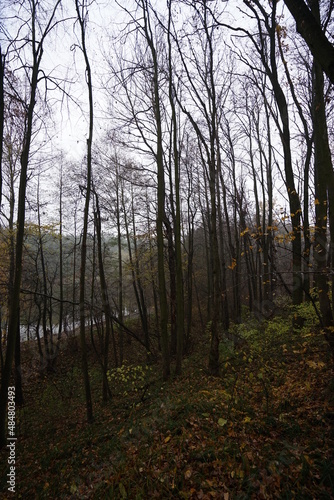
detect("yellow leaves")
[314,198,328,207]
[304,381,311,391]
[199,390,211,396]
[25,221,61,239]
[306,360,325,370]
[303,454,313,466]
[218,418,227,427]
[164,435,171,443]
[228,258,237,270]
[184,469,192,480]
[107,363,152,397]
[70,483,78,494]
[275,231,297,243]
[231,468,244,479]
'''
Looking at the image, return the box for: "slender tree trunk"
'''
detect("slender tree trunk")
[116,166,124,365]
[147,201,160,350]
[208,28,224,374]
[165,215,177,355]
[167,5,184,374]
[244,0,303,304]
[0,47,4,209]
[122,183,149,357]
[58,163,64,342]
[277,30,313,301]
[72,206,77,336]
[0,89,31,445]
[14,313,24,406]
[141,0,170,379]
[7,164,23,403]
[37,177,51,370]
[200,176,212,321]
[75,0,94,423]
[185,197,195,352]
[94,190,113,401]
[0,0,44,445]
[132,191,150,355]
[270,7,303,305]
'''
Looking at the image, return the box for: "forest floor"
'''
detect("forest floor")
[1,305,334,499]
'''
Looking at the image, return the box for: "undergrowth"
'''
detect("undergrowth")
[0,306,333,499]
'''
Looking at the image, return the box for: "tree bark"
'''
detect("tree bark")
[283,0,334,84]
[75,0,94,424]
[310,0,334,358]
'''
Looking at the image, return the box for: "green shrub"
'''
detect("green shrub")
[107,363,152,397]
[289,301,320,328]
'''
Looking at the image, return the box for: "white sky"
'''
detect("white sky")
[0,0,308,229]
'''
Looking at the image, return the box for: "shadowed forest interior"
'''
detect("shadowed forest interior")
[0,0,334,498]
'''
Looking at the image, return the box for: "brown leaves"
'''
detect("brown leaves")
[7,315,334,499]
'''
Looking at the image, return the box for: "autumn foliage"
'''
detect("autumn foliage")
[0,305,333,499]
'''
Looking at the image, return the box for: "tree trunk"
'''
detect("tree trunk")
[94,190,113,401]
[141,0,170,379]
[58,163,64,342]
[15,317,24,406]
[167,2,184,374]
[75,0,94,424]
[116,167,124,365]
[283,0,334,84]
[310,0,334,360]
[0,47,4,208]
[0,0,47,445]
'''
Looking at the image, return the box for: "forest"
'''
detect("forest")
[0,0,334,498]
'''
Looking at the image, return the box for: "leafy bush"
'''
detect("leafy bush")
[107,363,152,397]
[289,300,320,328]
[265,315,291,339]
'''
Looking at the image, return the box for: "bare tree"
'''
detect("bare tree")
[171,0,231,374]
[74,0,94,423]
[0,0,63,449]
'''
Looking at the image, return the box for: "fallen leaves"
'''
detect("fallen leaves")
[4,316,333,500]
[217,418,227,427]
